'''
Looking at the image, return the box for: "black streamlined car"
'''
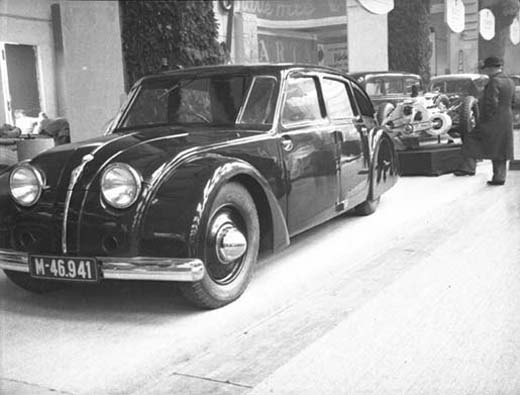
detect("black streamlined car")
[0,64,398,308]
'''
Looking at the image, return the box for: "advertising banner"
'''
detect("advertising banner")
[238,0,347,70]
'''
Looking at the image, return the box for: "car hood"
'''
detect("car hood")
[30,126,260,191]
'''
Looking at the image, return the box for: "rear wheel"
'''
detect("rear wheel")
[3,270,67,293]
[459,96,479,136]
[180,182,259,309]
[355,136,393,216]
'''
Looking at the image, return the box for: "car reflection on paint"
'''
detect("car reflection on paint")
[0,64,398,309]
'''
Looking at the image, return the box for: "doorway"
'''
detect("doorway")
[0,43,42,126]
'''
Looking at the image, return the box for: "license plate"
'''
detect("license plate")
[29,255,99,282]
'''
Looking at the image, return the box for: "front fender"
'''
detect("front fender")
[138,153,289,259]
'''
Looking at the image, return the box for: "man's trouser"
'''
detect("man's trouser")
[492,160,507,182]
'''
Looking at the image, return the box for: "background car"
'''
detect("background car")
[351,71,455,150]
[428,73,488,136]
[350,71,423,123]
[0,64,399,309]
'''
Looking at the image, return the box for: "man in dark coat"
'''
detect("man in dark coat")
[456,56,515,185]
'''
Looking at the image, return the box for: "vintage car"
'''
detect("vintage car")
[428,73,488,135]
[0,64,398,309]
[349,71,424,122]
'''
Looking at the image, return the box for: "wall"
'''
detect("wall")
[430,0,479,76]
[347,0,388,72]
[58,0,125,141]
[0,0,57,124]
[215,0,389,72]
[504,37,520,76]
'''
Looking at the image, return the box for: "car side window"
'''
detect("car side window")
[350,83,374,117]
[364,79,383,96]
[405,77,421,95]
[238,76,277,125]
[281,77,323,126]
[384,78,403,94]
[321,78,354,120]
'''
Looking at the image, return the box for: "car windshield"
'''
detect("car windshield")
[118,73,278,131]
[364,76,418,96]
[429,78,486,96]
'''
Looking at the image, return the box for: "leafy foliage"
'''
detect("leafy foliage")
[120,0,225,89]
[388,0,432,82]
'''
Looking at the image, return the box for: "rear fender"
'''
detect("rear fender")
[368,128,399,200]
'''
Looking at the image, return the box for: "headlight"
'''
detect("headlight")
[9,164,45,207]
[100,163,142,209]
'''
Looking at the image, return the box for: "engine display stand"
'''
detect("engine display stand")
[398,143,464,176]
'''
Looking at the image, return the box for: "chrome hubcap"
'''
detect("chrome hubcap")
[210,211,248,266]
[215,224,247,264]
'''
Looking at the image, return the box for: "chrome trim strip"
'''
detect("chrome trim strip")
[102,257,204,282]
[0,249,205,282]
[0,250,29,272]
[61,133,137,254]
[62,154,94,253]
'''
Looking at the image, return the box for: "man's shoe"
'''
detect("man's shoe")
[487,180,505,186]
[454,170,475,176]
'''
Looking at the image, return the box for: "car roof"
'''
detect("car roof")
[139,63,354,83]
[349,70,422,80]
[430,73,488,81]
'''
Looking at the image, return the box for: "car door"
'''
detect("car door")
[279,73,338,235]
[348,80,377,188]
[320,76,366,208]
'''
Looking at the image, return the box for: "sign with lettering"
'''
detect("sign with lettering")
[479,9,495,41]
[319,42,348,71]
[445,0,465,33]
[510,16,520,45]
[258,34,318,64]
[358,0,394,15]
[236,0,345,21]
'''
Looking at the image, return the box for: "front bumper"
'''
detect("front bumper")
[0,248,205,282]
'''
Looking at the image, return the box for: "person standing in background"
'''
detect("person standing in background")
[456,56,515,185]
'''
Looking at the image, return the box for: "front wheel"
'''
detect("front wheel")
[3,270,67,293]
[180,182,259,309]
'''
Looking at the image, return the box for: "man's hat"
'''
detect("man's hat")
[480,56,503,69]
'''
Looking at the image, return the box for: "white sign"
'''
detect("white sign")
[445,0,465,33]
[358,0,394,15]
[511,16,520,45]
[480,9,495,41]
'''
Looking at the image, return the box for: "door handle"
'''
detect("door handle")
[281,135,294,152]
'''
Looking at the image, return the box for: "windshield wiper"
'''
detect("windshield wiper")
[158,75,200,100]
